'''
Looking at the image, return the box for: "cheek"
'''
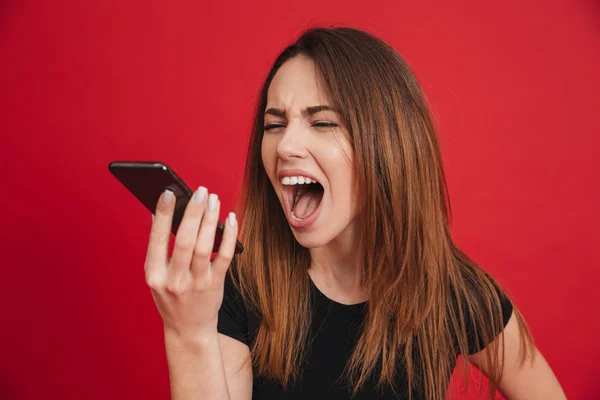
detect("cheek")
[261,138,278,178]
[325,149,356,207]
[338,148,358,214]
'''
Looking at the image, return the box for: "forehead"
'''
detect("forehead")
[267,56,330,108]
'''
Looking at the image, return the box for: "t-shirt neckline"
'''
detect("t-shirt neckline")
[308,273,369,308]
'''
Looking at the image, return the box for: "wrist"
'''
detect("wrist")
[163,326,219,352]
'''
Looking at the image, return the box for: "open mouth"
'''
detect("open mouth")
[285,181,325,221]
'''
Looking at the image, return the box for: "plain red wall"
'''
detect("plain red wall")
[1,0,598,398]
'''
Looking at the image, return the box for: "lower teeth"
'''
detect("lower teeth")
[291,210,304,221]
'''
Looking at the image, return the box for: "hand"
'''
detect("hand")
[144,186,239,341]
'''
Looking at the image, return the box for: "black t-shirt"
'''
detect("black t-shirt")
[218,272,513,400]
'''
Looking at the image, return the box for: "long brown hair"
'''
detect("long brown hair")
[232,26,534,399]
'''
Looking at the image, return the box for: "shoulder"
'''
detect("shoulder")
[448,266,514,355]
[218,262,263,347]
[219,264,254,346]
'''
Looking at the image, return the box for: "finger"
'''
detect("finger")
[169,186,209,282]
[145,189,175,280]
[191,193,220,276]
[211,212,239,277]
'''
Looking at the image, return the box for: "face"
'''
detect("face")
[261,56,360,249]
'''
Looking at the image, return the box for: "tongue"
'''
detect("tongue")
[293,191,323,219]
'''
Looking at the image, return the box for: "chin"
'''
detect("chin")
[292,234,328,249]
[289,226,340,249]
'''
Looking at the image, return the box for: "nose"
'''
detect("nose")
[276,121,309,160]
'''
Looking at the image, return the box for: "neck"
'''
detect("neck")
[307,218,368,304]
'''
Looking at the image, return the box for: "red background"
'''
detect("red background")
[1,0,598,398]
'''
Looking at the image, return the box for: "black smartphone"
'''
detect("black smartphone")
[108,161,243,254]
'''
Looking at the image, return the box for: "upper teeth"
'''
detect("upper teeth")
[281,176,318,185]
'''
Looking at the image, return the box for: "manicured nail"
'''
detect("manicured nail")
[194,186,207,204]
[208,193,218,211]
[228,212,236,226]
[162,190,174,205]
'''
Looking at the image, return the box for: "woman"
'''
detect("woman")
[145,27,565,399]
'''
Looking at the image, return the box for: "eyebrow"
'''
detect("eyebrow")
[264,105,340,118]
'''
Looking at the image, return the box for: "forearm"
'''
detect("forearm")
[165,329,231,400]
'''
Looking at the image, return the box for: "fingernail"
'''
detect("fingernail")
[208,193,218,211]
[194,186,207,204]
[228,212,236,226]
[162,190,174,205]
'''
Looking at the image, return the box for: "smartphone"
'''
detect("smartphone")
[108,161,243,254]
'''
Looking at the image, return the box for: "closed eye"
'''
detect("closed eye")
[263,122,338,131]
[264,123,284,131]
[313,122,338,128]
